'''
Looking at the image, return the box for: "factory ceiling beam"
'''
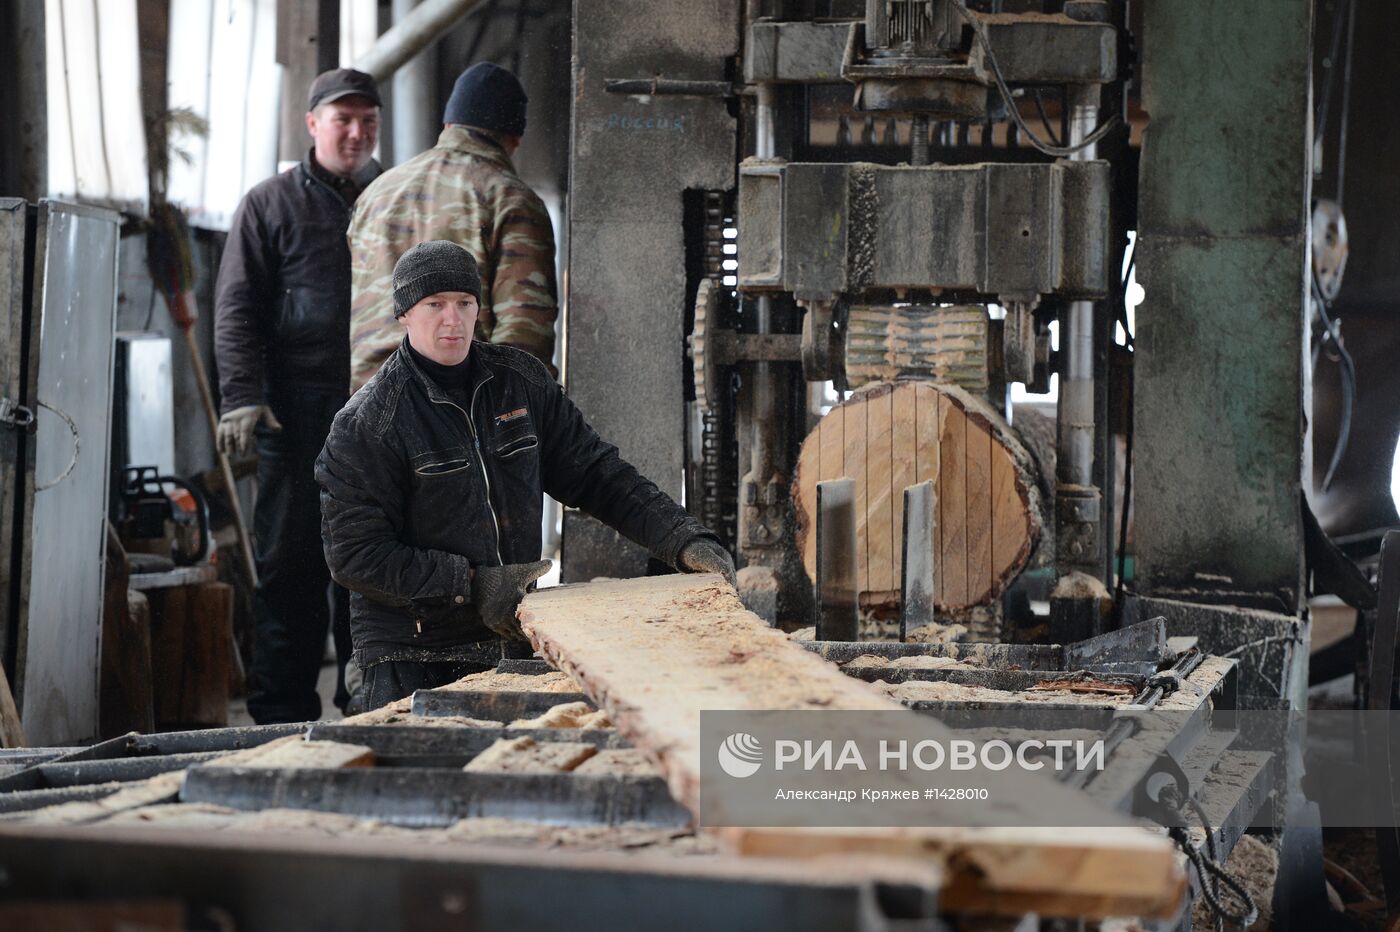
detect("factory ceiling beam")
[356,0,484,83]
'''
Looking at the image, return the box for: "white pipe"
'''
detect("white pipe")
[356,0,482,82]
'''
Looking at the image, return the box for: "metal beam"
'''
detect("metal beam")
[356,0,482,83]
[0,826,922,931]
[1133,0,1312,611]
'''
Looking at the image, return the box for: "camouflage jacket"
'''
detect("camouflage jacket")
[347,126,557,391]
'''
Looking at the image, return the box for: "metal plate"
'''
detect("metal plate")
[113,332,175,475]
[18,200,120,745]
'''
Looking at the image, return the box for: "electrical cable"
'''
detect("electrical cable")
[1162,788,1260,928]
[952,1,1121,158]
[1032,88,1063,148]
[1314,0,1350,150]
[1312,275,1355,491]
[1335,0,1357,209]
[1310,275,1355,492]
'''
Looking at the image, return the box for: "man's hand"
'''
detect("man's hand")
[216,405,283,457]
[471,560,552,642]
[677,538,737,588]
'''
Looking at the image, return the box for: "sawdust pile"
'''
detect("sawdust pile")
[903,621,969,644]
[451,669,582,693]
[464,736,597,774]
[339,696,502,729]
[573,749,660,776]
[510,701,612,729]
[1189,834,1276,930]
[841,654,965,670]
[874,679,1130,706]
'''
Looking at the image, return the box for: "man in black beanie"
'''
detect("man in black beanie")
[316,242,735,711]
[346,62,557,393]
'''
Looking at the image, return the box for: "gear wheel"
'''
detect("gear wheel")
[689,278,724,411]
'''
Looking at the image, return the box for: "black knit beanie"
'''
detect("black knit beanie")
[442,63,528,137]
[393,241,482,317]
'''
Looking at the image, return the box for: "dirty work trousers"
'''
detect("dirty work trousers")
[354,658,496,715]
[246,390,353,724]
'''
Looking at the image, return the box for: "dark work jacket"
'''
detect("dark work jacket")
[314,339,718,665]
[214,152,381,411]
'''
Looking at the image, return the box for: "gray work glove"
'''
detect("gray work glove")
[677,538,737,588]
[471,560,553,643]
[216,404,283,457]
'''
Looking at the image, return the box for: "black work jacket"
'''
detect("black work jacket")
[315,339,716,664]
[214,152,381,410]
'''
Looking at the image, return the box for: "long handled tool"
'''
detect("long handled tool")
[147,207,259,590]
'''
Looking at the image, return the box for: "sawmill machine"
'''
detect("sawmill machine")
[566,0,1133,636]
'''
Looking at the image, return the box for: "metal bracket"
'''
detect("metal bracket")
[0,397,35,432]
[604,78,734,98]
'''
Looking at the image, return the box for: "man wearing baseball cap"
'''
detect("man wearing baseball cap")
[316,243,734,711]
[346,62,558,392]
[214,68,383,723]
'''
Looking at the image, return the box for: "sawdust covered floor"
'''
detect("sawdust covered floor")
[1309,674,1391,930]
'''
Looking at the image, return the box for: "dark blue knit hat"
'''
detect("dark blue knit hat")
[443,63,528,137]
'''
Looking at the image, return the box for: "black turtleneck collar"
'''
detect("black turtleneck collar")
[406,339,473,391]
[305,150,377,206]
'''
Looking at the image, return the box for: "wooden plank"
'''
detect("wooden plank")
[0,901,185,931]
[463,736,598,774]
[148,587,189,727]
[519,574,1184,919]
[0,662,25,749]
[865,385,894,595]
[964,415,993,604]
[521,575,907,815]
[938,392,969,608]
[204,734,374,770]
[729,826,1185,920]
[0,201,31,682]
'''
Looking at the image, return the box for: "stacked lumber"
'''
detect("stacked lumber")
[519,574,1184,919]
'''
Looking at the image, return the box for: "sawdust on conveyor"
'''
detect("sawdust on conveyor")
[874,678,1135,706]
[510,701,612,729]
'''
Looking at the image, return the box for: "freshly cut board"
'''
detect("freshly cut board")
[521,574,906,816]
[519,574,1183,918]
[793,380,1041,613]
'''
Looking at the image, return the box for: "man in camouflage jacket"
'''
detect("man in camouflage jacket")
[346,62,556,391]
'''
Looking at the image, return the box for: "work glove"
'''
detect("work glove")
[677,538,737,588]
[471,560,553,643]
[216,405,283,458]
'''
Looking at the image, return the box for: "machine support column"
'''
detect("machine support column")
[1056,84,1105,575]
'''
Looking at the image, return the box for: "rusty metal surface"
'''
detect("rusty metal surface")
[900,480,937,638]
[1133,0,1311,609]
[738,160,1110,300]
